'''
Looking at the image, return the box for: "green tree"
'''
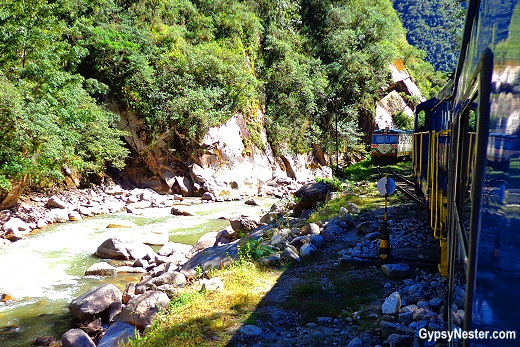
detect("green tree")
[0,0,129,191]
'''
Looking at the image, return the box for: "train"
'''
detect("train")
[370,128,413,164]
[412,0,520,345]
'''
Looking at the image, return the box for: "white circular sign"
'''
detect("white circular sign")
[377,177,396,195]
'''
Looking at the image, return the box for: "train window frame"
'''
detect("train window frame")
[447,48,493,341]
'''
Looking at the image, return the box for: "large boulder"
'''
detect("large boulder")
[68,283,123,322]
[181,241,240,275]
[292,182,330,217]
[95,238,157,261]
[229,215,259,233]
[119,291,170,330]
[157,242,193,257]
[2,217,30,241]
[95,238,131,259]
[189,231,219,255]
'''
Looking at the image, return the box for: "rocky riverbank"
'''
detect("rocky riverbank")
[0,174,306,247]
[2,178,460,347]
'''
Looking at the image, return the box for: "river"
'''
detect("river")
[0,197,278,346]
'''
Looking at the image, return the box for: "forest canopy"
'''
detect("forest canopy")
[0,0,446,191]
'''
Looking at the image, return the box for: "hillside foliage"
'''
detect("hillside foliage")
[0,0,448,192]
[392,0,466,72]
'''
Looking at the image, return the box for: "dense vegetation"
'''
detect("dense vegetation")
[0,0,446,193]
[392,0,466,72]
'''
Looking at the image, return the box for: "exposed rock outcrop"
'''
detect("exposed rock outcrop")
[117,109,331,199]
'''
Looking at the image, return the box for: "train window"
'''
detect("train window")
[468,109,476,131]
[416,110,426,130]
[372,134,397,144]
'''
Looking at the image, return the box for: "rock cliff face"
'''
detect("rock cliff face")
[374,60,425,130]
[117,108,331,197]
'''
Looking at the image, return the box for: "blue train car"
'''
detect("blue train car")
[413,0,520,345]
[371,128,413,164]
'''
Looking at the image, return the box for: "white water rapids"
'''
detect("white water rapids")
[0,197,277,346]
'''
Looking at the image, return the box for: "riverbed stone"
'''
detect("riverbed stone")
[126,242,157,260]
[292,181,330,217]
[119,290,170,330]
[2,217,30,241]
[229,214,259,232]
[157,242,193,257]
[68,283,123,322]
[85,262,117,276]
[171,206,196,216]
[106,220,136,228]
[189,231,219,255]
[181,241,239,275]
[61,328,96,347]
[95,237,131,260]
[151,271,187,287]
[141,231,169,246]
[47,195,69,209]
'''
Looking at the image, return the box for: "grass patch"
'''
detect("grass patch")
[282,267,384,323]
[342,158,375,181]
[123,262,284,347]
[307,183,383,222]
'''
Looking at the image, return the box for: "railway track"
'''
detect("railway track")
[375,166,425,207]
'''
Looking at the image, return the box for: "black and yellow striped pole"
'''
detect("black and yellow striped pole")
[377,174,395,259]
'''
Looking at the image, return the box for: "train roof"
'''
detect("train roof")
[373,128,413,135]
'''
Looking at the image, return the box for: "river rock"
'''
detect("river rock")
[68,211,82,221]
[181,241,239,275]
[68,283,123,322]
[2,217,30,241]
[106,220,136,228]
[292,181,330,216]
[116,266,147,274]
[171,206,196,216]
[245,198,263,206]
[229,215,259,232]
[47,195,69,209]
[85,262,117,276]
[150,271,187,287]
[95,238,131,260]
[141,231,169,246]
[157,242,193,257]
[189,231,219,255]
[61,328,96,347]
[97,322,137,347]
[239,324,262,337]
[119,290,170,330]
[48,208,70,223]
[347,337,363,347]
[126,242,157,260]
